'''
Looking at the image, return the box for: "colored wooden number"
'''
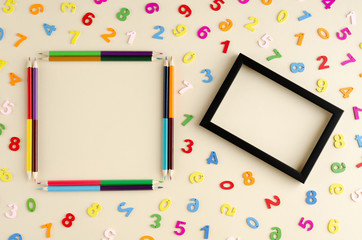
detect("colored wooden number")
[0,123,5,135]
[351,188,362,202]
[9,137,20,151]
[333,134,345,148]
[295,33,304,46]
[69,30,80,44]
[61,2,76,13]
[26,198,36,212]
[347,11,356,24]
[258,34,272,48]
[0,100,14,115]
[201,69,213,83]
[330,183,344,194]
[298,10,312,21]
[244,17,259,31]
[261,0,272,5]
[102,229,116,240]
[174,221,186,235]
[182,139,194,153]
[0,168,12,182]
[198,26,211,39]
[305,191,317,205]
[322,0,335,9]
[277,10,288,22]
[220,204,236,216]
[183,52,196,63]
[87,203,102,217]
[341,53,355,66]
[43,24,56,36]
[337,28,351,40]
[219,19,233,32]
[153,26,164,40]
[353,106,362,120]
[265,195,280,209]
[159,198,171,211]
[3,0,17,13]
[331,162,346,173]
[207,151,218,165]
[9,73,21,86]
[178,4,192,17]
[8,233,22,240]
[118,202,134,217]
[316,79,328,92]
[82,12,95,26]
[220,181,234,190]
[145,3,159,14]
[317,56,330,70]
[41,223,52,238]
[0,60,7,70]
[172,24,187,37]
[246,217,259,229]
[339,87,353,98]
[127,31,136,44]
[30,4,44,15]
[101,28,116,43]
[270,227,281,240]
[182,114,194,126]
[221,40,230,53]
[140,236,155,240]
[94,0,107,5]
[116,8,130,21]
[187,198,199,212]
[210,0,225,11]
[242,171,255,185]
[5,204,18,218]
[290,63,305,73]
[355,135,362,147]
[201,225,210,239]
[317,28,329,39]
[178,80,193,93]
[328,219,339,233]
[150,213,161,228]
[189,172,204,184]
[0,28,4,40]
[299,217,313,231]
[267,49,282,61]
[62,213,75,227]
[14,33,27,47]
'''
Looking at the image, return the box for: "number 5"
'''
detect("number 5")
[298,217,313,231]
[258,34,272,48]
[174,221,186,235]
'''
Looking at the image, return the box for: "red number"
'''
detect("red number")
[178,4,191,17]
[265,195,280,209]
[221,40,230,53]
[220,181,234,190]
[210,0,225,11]
[317,56,330,70]
[82,12,95,26]
[62,213,75,228]
[182,139,194,153]
[9,137,20,151]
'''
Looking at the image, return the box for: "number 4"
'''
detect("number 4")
[322,0,335,9]
[207,151,218,165]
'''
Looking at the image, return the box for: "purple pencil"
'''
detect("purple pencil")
[32,58,39,182]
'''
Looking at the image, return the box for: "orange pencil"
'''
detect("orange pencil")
[168,57,174,180]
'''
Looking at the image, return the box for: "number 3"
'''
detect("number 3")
[5,204,18,218]
[182,139,194,153]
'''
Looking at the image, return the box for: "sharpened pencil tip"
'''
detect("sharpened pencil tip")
[159,180,164,183]
[165,56,168,60]
[157,57,163,60]
[28,57,31,61]
[37,188,43,190]
[158,186,163,189]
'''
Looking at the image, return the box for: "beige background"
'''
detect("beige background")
[0,0,362,239]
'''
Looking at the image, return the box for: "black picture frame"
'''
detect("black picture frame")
[200,53,343,183]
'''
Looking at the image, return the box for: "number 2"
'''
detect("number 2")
[101,28,116,43]
[265,195,280,209]
[220,204,236,216]
[244,17,259,31]
[317,56,330,70]
[152,26,164,40]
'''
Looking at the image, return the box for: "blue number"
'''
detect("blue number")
[0,28,4,40]
[305,190,317,205]
[290,62,305,73]
[246,217,259,229]
[200,225,210,239]
[201,69,213,83]
[118,202,134,217]
[152,25,164,40]
[298,10,312,21]
[187,198,199,212]
[9,233,22,240]
[43,23,56,36]
[207,151,218,165]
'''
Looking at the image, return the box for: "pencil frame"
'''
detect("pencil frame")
[200,53,343,183]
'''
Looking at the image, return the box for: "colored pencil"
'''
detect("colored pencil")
[168,57,175,180]
[37,185,163,192]
[26,57,32,181]
[162,57,169,180]
[37,179,163,186]
[32,58,39,182]
[39,56,162,62]
[39,51,162,57]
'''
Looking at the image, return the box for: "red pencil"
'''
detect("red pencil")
[26,57,32,181]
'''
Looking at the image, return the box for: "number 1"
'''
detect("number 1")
[126,31,136,44]
[200,225,210,239]
[221,40,230,53]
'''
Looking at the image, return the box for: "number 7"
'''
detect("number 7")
[266,49,282,61]
[69,30,81,44]
[41,223,53,238]
[14,33,27,47]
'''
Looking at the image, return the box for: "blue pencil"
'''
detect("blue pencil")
[162,57,169,180]
[37,185,163,191]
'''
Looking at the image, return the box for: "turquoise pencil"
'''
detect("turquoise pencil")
[162,57,169,180]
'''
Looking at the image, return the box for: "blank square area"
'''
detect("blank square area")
[211,65,332,172]
[38,61,162,179]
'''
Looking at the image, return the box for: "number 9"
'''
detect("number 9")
[145,3,159,14]
[316,79,328,92]
[178,4,191,17]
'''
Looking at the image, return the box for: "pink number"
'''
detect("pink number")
[336,27,351,40]
[145,3,159,14]
[299,217,313,231]
[197,26,211,39]
[353,106,362,120]
[174,221,187,235]
[239,0,250,3]
[341,53,356,66]
[94,0,107,4]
